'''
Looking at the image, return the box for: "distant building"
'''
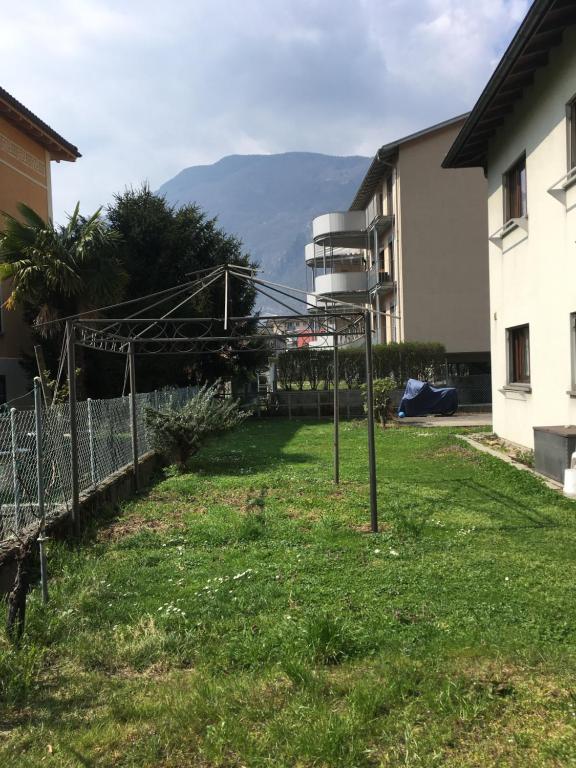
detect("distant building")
[444,0,576,448]
[305,115,490,373]
[0,86,80,402]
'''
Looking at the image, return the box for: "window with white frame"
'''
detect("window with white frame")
[504,154,527,222]
[507,324,530,385]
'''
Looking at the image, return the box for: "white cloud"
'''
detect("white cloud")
[0,0,528,222]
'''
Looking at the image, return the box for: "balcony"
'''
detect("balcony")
[314,271,367,296]
[367,268,394,291]
[305,242,365,267]
[312,211,367,248]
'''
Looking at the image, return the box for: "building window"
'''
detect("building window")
[390,303,396,342]
[568,97,576,170]
[507,324,530,384]
[386,174,393,215]
[504,154,527,222]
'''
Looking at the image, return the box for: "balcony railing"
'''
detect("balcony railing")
[314,271,368,296]
[312,211,367,248]
[367,269,394,291]
[305,242,365,267]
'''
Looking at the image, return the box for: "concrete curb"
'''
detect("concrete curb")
[458,433,564,493]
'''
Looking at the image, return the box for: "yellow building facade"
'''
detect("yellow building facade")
[0,86,79,402]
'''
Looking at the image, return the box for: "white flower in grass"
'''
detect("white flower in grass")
[389,549,400,557]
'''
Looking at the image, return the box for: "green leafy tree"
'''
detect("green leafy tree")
[99,186,263,396]
[0,203,125,328]
[0,203,126,398]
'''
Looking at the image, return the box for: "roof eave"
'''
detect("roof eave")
[443,0,574,169]
[0,87,81,161]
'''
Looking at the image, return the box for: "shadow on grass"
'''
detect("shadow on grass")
[382,475,562,532]
[185,418,318,478]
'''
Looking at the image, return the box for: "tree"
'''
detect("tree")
[0,203,126,397]
[97,186,263,395]
[0,203,125,328]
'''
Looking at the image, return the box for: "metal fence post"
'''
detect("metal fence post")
[317,390,321,419]
[129,342,139,491]
[67,320,80,533]
[364,310,378,533]
[34,378,48,603]
[333,334,340,484]
[87,397,96,487]
[10,407,21,533]
[287,393,292,420]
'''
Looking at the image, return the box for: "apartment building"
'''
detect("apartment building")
[306,116,490,371]
[0,86,80,402]
[444,0,576,449]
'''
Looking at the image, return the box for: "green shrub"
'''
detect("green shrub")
[361,377,397,427]
[145,381,248,467]
[277,341,446,390]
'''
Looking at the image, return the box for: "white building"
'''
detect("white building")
[306,116,491,372]
[444,0,576,448]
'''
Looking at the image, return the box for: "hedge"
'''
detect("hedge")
[277,342,446,390]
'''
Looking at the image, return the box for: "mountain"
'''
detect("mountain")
[156,152,371,312]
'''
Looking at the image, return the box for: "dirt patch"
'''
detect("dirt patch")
[98,514,185,542]
[474,433,535,468]
[431,444,481,463]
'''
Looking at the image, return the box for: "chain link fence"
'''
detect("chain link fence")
[0,385,197,547]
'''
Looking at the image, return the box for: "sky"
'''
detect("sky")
[1,0,530,223]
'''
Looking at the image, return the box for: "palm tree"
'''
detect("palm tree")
[0,203,127,398]
[0,202,126,331]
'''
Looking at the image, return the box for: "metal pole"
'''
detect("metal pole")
[67,320,80,533]
[34,377,48,604]
[129,342,139,491]
[87,397,96,486]
[333,334,340,485]
[364,310,378,532]
[10,408,21,532]
[224,266,229,331]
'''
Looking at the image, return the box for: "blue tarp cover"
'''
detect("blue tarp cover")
[398,378,458,417]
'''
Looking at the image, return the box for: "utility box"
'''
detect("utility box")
[533,426,576,483]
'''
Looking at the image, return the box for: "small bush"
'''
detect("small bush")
[145,381,249,467]
[361,377,397,427]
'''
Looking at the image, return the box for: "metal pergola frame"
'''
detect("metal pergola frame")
[54,264,379,533]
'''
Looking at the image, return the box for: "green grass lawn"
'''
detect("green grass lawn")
[2,419,576,767]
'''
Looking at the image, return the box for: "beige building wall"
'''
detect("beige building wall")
[0,114,52,401]
[397,124,490,355]
[486,25,576,449]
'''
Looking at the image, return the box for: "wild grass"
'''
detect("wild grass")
[2,418,576,766]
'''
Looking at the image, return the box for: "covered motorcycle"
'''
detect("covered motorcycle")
[398,378,458,417]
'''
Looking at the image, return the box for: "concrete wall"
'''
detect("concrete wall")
[0,114,53,403]
[486,25,576,448]
[398,123,490,355]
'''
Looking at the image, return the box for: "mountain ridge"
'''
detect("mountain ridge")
[157,151,371,310]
